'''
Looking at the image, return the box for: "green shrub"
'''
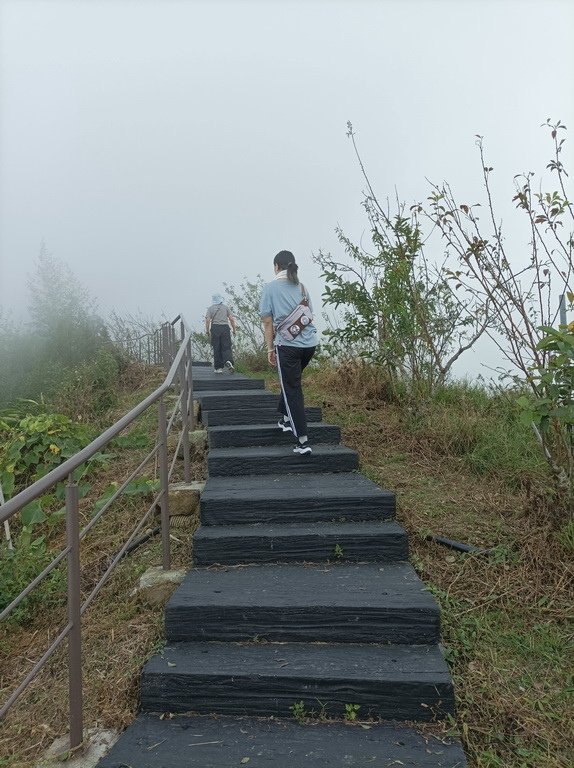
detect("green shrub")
[0,533,65,623]
[0,411,92,498]
[0,245,115,412]
[49,347,121,419]
[235,349,269,373]
[401,381,545,486]
[465,422,544,486]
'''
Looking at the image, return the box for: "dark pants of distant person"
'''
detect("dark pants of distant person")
[275,345,316,437]
[211,324,233,369]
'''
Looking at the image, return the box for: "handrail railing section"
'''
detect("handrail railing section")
[0,314,196,753]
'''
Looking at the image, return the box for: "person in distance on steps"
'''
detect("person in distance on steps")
[205,293,237,373]
[260,250,317,454]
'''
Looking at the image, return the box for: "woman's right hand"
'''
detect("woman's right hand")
[267,349,277,367]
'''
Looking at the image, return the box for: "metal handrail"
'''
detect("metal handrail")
[0,313,197,754]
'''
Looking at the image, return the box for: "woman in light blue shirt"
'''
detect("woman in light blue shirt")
[259,250,317,454]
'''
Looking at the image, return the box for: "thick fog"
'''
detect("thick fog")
[1,0,573,376]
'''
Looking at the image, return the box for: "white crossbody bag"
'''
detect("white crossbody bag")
[274,283,313,342]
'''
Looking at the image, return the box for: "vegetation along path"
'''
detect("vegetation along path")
[98,364,467,767]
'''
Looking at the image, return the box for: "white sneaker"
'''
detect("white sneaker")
[293,442,312,455]
[225,361,235,373]
[214,368,223,373]
[277,419,293,432]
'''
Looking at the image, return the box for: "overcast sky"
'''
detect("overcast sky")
[1,0,573,376]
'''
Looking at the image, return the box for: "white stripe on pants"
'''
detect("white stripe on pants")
[275,345,316,438]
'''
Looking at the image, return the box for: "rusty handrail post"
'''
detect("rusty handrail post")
[158,396,171,569]
[187,338,195,431]
[162,324,170,370]
[174,332,184,405]
[180,348,191,483]
[66,478,83,750]
[171,326,176,363]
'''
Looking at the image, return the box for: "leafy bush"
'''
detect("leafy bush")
[0,411,92,500]
[0,245,116,411]
[0,406,160,624]
[0,410,89,622]
[190,330,213,362]
[314,123,486,399]
[0,533,65,623]
[515,324,574,505]
[235,349,269,372]
[49,347,121,419]
[223,276,267,361]
[421,121,574,512]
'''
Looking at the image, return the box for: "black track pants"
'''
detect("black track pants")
[211,325,233,369]
[275,345,316,438]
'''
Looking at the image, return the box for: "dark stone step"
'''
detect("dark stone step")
[165,562,439,644]
[193,520,408,565]
[97,712,467,767]
[141,641,454,721]
[202,406,322,427]
[208,445,359,476]
[200,472,395,525]
[208,422,340,448]
[197,390,278,410]
[192,365,243,377]
[193,377,265,392]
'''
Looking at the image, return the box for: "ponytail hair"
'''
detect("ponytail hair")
[274,250,299,285]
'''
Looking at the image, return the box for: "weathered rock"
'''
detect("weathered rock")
[131,566,185,606]
[168,481,205,516]
[177,429,207,460]
[190,429,207,455]
[37,728,119,767]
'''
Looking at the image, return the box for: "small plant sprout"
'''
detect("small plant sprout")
[290,701,307,723]
[333,543,344,559]
[344,703,361,721]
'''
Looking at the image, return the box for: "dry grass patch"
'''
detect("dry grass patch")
[304,364,574,768]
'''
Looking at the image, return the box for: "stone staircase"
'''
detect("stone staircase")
[97,365,467,767]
